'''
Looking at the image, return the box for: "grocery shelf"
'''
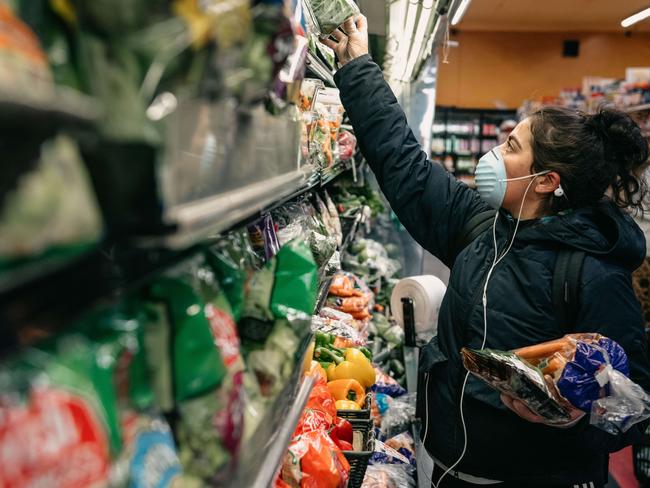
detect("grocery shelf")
[306,52,336,87]
[321,160,352,187]
[151,169,312,249]
[315,275,334,312]
[0,85,99,133]
[434,132,478,138]
[230,334,316,488]
[0,241,204,351]
[0,244,97,295]
[249,376,315,488]
[625,103,650,114]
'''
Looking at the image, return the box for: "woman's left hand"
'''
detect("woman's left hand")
[500,375,585,428]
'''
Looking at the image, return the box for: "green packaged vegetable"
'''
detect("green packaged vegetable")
[0,337,111,488]
[304,0,360,36]
[78,304,183,488]
[206,230,259,322]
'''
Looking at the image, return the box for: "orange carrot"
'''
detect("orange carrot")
[513,337,573,360]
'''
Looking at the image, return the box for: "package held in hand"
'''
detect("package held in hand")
[461,333,650,433]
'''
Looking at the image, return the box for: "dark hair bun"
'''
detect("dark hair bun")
[589,108,649,174]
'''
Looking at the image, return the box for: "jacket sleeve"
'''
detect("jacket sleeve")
[334,55,490,267]
[572,269,650,452]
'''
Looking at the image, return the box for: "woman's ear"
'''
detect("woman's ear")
[535,171,561,195]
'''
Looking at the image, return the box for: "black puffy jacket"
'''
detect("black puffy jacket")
[335,55,650,486]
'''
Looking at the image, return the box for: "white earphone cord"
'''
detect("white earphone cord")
[427,175,540,488]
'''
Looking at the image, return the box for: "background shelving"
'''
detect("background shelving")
[431,106,517,186]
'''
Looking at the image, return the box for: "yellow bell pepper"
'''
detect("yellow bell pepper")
[327,379,366,406]
[330,360,367,385]
[303,340,316,374]
[339,349,376,388]
[326,363,337,381]
[336,400,361,411]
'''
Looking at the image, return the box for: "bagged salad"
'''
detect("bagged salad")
[462,333,650,433]
[0,302,184,488]
[148,260,240,485]
[303,0,360,36]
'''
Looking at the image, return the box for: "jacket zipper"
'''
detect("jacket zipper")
[453,218,512,451]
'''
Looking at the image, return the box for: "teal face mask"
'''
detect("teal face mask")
[474,146,549,209]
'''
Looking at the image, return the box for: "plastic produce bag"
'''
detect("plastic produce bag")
[0,339,112,487]
[369,439,412,466]
[206,230,259,321]
[303,0,360,36]
[149,272,236,484]
[0,135,102,262]
[248,213,281,262]
[77,304,184,487]
[327,272,374,321]
[311,314,365,346]
[373,367,407,398]
[344,238,401,285]
[293,379,337,436]
[361,464,416,488]
[337,130,356,161]
[462,333,650,432]
[280,429,350,488]
[380,394,416,439]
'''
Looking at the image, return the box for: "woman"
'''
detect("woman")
[321,17,650,488]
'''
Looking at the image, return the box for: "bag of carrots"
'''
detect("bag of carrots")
[461,333,650,432]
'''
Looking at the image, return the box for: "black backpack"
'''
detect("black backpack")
[456,210,586,328]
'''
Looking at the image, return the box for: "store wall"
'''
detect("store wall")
[437,31,650,109]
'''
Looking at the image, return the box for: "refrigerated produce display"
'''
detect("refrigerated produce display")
[0,2,424,487]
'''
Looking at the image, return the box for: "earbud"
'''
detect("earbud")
[554,185,564,197]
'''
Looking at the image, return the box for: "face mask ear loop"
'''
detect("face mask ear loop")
[431,174,540,488]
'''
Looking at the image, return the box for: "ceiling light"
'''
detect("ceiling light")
[450,0,472,26]
[621,7,650,28]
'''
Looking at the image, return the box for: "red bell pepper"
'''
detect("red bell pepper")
[332,416,353,444]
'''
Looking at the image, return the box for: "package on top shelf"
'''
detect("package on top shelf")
[302,0,360,36]
[15,0,317,237]
[0,3,54,99]
[273,198,339,274]
[0,134,102,263]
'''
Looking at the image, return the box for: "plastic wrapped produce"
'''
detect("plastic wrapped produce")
[303,0,360,36]
[280,429,350,487]
[462,333,650,432]
[361,464,416,488]
[380,394,416,439]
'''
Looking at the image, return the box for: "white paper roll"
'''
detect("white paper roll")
[390,275,447,338]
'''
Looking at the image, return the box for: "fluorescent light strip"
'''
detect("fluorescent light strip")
[403,0,435,80]
[451,0,472,26]
[621,7,650,28]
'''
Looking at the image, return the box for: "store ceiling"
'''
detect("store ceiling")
[460,0,650,32]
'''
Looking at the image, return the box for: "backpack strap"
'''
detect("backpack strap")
[552,249,586,330]
[455,210,498,255]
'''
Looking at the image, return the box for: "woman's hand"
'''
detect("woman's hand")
[319,15,369,67]
[500,375,585,428]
